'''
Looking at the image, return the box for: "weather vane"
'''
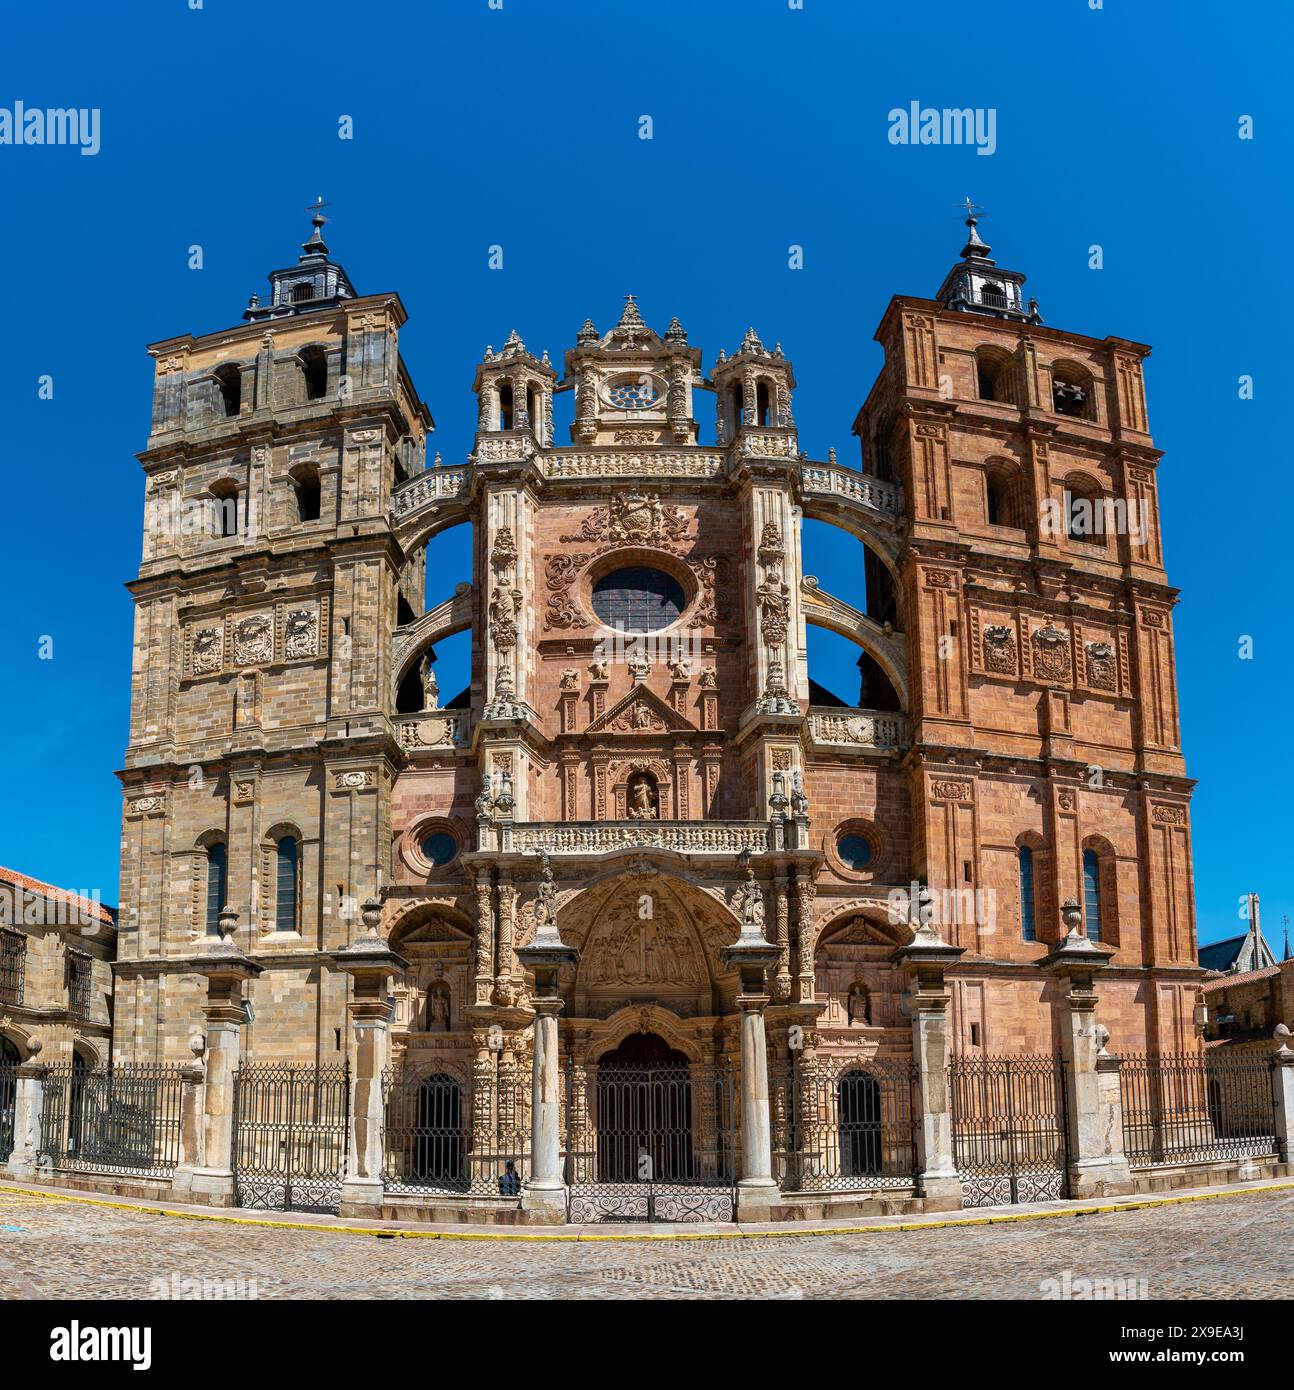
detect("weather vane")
[306,195,332,223]
[957,195,986,223]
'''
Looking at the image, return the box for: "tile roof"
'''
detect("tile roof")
[0,866,116,928]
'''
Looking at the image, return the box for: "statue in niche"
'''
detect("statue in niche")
[627,772,659,820]
[425,979,451,1031]
[847,982,870,1026]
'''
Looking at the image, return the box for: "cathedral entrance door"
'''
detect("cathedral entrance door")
[566,1033,737,1224]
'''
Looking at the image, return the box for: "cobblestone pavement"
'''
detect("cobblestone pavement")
[1,1187,1289,1300]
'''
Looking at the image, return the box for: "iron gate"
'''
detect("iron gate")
[0,1064,16,1163]
[232,1063,349,1213]
[949,1054,1070,1208]
[565,1061,738,1222]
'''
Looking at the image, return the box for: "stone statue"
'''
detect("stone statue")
[790,769,809,817]
[627,773,659,820]
[420,656,440,711]
[739,863,766,934]
[589,657,609,681]
[668,656,691,681]
[534,851,558,939]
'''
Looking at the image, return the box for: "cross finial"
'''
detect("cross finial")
[306,195,332,223]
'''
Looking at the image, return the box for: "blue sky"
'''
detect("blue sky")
[1,0,1288,950]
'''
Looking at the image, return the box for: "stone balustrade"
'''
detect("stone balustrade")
[807,706,909,752]
[501,820,772,857]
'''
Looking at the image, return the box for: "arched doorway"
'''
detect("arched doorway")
[413,1072,463,1186]
[839,1069,883,1176]
[596,1033,692,1183]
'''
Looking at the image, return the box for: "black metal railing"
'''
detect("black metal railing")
[0,1064,17,1162]
[770,1054,920,1194]
[1120,1051,1277,1168]
[949,1054,1070,1207]
[565,1060,738,1222]
[0,930,26,1007]
[38,1063,185,1175]
[232,1062,350,1213]
[382,1060,530,1197]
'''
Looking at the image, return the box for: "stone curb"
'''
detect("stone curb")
[3,1177,1293,1243]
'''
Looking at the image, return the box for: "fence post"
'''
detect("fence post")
[893,913,965,1210]
[515,855,579,1223]
[1272,1027,1294,1164]
[1039,901,1133,1198]
[169,1037,207,1202]
[183,910,263,1207]
[334,899,408,1220]
[7,1047,48,1180]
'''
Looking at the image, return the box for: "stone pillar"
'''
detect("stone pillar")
[893,914,966,1210]
[183,911,263,1207]
[168,1036,207,1202]
[515,854,579,1224]
[6,1049,48,1180]
[1270,1027,1294,1163]
[722,859,782,1221]
[1040,901,1133,1199]
[335,899,408,1219]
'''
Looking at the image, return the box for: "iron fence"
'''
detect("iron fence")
[770,1054,920,1194]
[0,1064,16,1162]
[0,930,25,1007]
[382,1060,530,1197]
[38,1063,184,1176]
[949,1054,1069,1207]
[565,1060,738,1222]
[1120,1051,1277,1168]
[232,1062,349,1213]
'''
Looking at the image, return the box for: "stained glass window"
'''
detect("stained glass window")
[591,566,685,632]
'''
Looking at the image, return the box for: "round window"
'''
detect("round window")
[591,566,686,632]
[604,374,664,410]
[838,834,873,870]
[420,832,458,867]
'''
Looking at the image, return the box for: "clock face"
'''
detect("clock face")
[602,372,666,412]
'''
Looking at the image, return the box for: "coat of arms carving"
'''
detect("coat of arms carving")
[233,613,273,666]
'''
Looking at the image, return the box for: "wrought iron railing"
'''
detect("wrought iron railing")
[38,1063,185,1176]
[949,1054,1070,1207]
[0,929,25,1006]
[565,1060,738,1222]
[1120,1051,1277,1168]
[231,1062,350,1213]
[382,1060,529,1197]
[770,1054,920,1194]
[0,1064,16,1162]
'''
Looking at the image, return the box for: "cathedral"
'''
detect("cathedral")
[106,206,1208,1215]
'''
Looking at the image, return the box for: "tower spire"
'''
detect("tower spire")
[958,195,992,260]
[935,197,1041,325]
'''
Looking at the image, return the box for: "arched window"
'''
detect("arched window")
[756,381,772,427]
[413,1073,463,1184]
[498,382,514,431]
[1082,848,1102,943]
[275,837,299,932]
[1019,846,1036,942]
[209,482,239,538]
[299,346,328,401]
[293,468,321,523]
[205,842,227,936]
[974,348,1015,405]
[1065,478,1108,546]
[526,384,538,434]
[985,465,1024,530]
[838,1070,883,1176]
[1051,362,1095,420]
[729,381,743,435]
[213,364,241,419]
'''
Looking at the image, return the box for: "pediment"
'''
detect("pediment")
[585,684,695,736]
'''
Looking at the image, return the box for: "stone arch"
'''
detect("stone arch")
[797,503,902,585]
[385,899,475,1039]
[813,909,909,1031]
[392,583,474,703]
[800,579,908,710]
[0,1018,40,1062]
[590,1005,706,1063]
[72,1035,105,1069]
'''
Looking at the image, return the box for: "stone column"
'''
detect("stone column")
[183,910,263,1207]
[721,860,782,1221]
[335,899,408,1219]
[1270,1027,1294,1163]
[515,854,578,1224]
[893,916,966,1210]
[1040,901,1133,1199]
[168,1037,207,1202]
[6,1048,48,1180]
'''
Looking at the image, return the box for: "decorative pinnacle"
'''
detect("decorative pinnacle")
[957,195,991,260]
[302,195,331,256]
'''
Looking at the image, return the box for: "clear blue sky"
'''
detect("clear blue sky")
[1,0,1288,950]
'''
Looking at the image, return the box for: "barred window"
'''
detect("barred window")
[0,928,26,1006]
[276,837,299,932]
[67,950,92,1018]
[591,566,685,633]
[1082,848,1102,944]
[1019,847,1036,942]
[205,842,227,936]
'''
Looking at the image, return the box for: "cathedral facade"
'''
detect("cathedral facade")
[113,210,1204,1132]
